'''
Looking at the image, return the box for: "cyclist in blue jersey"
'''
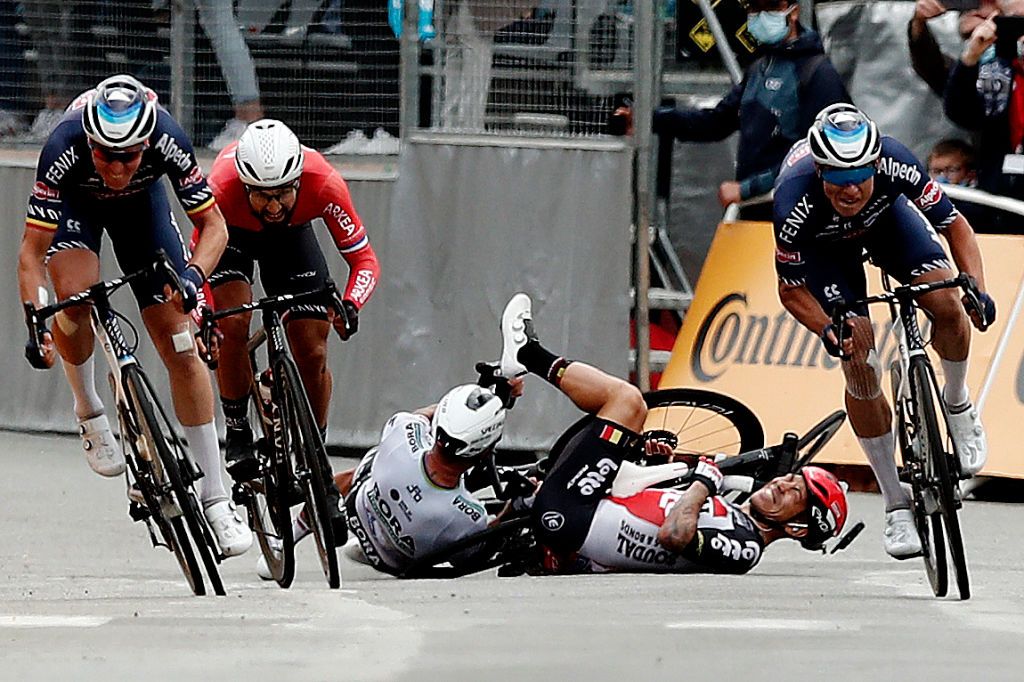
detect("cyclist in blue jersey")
[773,104,995,559]
[16,74,252,557]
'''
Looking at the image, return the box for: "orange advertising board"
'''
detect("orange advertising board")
[660,221,1024,478]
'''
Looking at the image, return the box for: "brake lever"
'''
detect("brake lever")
[153,249,184,299]
[22,301,49,369]
[325,281,354,340]
[199,307,219,370]
[959,274,990,331]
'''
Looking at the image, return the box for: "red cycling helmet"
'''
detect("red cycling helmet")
[799,466,848,550]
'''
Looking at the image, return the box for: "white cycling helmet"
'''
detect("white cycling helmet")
[234,119,304,188]
[432,384,506,459]
[807,103,881,169]
[82,74,158,149]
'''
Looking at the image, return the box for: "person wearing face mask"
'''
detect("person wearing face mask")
[649,0,850,213]
[944,3,1024,231]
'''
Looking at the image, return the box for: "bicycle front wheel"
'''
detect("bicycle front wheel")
[125,366,225,596]
[244,428,296,588]
[912,359,970,600]
[275,357,340,589]
[642,388,765,457]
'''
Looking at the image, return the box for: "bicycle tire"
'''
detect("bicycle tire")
[125,366,225,596]
[546,388,765,468]
[122,424,205,596]
[891,360,947,598]
[275,357,340,589]
[792,410,847,471]
[913,359,970,600]
[245,423,296,588]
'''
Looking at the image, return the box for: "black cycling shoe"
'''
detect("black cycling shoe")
[323,481,348,546]
[225,427,260,482]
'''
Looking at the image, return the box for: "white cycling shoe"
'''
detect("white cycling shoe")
[884,508,922,559]
[204,501,253,557]
[256,519,312,580]
[78,414,125,477]
[946,403,987,477]
[500,293,533,378]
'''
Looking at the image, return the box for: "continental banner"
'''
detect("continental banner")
[660,221,1024,479]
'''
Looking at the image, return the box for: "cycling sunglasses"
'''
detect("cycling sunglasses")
[89,141,146,162]
[819,164,876,186]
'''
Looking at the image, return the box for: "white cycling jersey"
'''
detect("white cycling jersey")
[574,488,764,574]
[350,412,488,572]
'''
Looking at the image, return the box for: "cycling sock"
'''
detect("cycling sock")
[939,357,970,409]
[62,355,105,420]
[519,341,572,386]
[221,395,250,433]
[184,421,229,507]
[858,431,909,511]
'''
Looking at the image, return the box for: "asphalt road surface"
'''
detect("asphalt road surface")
[2,431,1023,681]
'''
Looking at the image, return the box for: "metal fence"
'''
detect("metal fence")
[0,1,722,148]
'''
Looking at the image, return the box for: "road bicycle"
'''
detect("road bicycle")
[24,252,224,596]
[830,272,990,600]
[199,282,351,589]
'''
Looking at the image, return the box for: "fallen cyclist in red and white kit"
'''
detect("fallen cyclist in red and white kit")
[500,293,852,574]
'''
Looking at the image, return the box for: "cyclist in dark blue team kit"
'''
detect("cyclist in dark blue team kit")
[16,74,252,556]
[773,104,995,560]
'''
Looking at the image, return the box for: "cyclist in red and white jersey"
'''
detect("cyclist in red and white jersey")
[499,294,850,575]
[203,119,381,538]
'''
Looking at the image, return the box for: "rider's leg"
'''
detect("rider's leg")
[48,249,103,418]
[210,278,257,476]
[913,268,972,407]
[840,316,908,512]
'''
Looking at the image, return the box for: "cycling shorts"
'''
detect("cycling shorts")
[803,196,952,316]
[532,418,642,555]
[45,184,190,309]
[208,223,330,321]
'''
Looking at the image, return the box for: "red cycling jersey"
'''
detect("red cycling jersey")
[204,144,380,309]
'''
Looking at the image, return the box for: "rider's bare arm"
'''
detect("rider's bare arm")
[778,281,832,333]
[413,404,438,420]
[18,228,55,307]
[942,213,987,292]
[656,484,711,552]
[187,204,229,279]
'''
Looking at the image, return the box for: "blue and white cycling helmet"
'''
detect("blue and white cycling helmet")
[807,104,881,169]
[82,74,158,149]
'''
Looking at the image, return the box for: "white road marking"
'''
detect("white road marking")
[666,618,858,632]
[0,615,111,628]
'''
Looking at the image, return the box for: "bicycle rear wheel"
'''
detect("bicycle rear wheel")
[125,366,225,596]
[912,359,970,600]
[275,357,340,588]
[642,388,765,457]
[244,429,296,588]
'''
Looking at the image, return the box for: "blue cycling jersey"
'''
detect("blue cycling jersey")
[26,103,214,232]
[772,136,959,287]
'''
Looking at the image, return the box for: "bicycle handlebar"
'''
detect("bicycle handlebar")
[23,250,181,369]
[197,281,350,369]
[829,273,987,360]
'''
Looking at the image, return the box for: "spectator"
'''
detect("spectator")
[650,0,850,213]
[944,6,1024,233]
[928,137,978,186]
[195,0,265,150]
[20,1,85,140]
[908,0,996,98]
[0,0,25,137]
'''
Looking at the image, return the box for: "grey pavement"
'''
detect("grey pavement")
[1,430,1023,681]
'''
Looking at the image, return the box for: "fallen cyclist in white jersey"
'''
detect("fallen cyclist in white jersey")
[256,373,524,579]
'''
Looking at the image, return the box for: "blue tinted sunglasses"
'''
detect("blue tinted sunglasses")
[820,164,876,186]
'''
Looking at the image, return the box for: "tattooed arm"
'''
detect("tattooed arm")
[656,484,711,552]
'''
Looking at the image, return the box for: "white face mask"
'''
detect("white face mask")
[747,6,796,46]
